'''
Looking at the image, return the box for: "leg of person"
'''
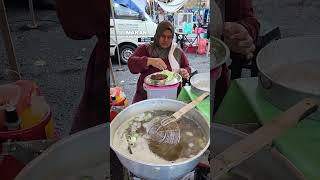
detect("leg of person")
[110,149,124,179]
[229,59,242,80]
[213,64,230,116]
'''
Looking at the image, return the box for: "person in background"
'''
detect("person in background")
[158,9,165,22]
[168,13,174,23]
[214,0,260,114]
[197,12,203,27]
[56,0,107,134]
[128,21,191,103]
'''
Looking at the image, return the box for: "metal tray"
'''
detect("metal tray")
[144,71,182,86]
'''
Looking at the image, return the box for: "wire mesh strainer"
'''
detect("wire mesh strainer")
[146,92,209,145]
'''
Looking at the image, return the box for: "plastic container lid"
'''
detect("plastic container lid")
[0,84,21,110]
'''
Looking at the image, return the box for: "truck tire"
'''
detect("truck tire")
[117,44,136,64]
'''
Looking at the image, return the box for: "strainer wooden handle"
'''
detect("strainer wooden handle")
[211,98,318,179]
[162,92,209,126]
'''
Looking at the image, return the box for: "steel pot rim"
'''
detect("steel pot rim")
[110,98,210,167]
[211,37,230,70]
[256,35,320,96]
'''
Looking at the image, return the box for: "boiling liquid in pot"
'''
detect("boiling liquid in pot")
[113,111,208,163]
[269,60,320,94]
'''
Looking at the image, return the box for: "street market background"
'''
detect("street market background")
[0,0,319,136]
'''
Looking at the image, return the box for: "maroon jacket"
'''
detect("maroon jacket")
[226,0,260,42]
[128,44,191,103]
[213,0,260,114]
[56,0,107,134]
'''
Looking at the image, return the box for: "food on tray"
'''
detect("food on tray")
[150,74,168,81]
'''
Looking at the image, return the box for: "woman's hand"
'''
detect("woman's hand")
[224,22,255,59]
[179,68,190,79]
[147,58,167,70]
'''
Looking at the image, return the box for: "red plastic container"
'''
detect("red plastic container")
[186,46,197,53]
[0,81,54,180]
[110,111,118,122]
[0,110,52,141]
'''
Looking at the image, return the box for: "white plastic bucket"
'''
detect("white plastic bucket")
[143,83,180,100]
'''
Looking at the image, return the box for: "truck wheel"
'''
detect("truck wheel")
[118,44,136,64]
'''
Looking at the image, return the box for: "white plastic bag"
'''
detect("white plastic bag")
[168,42,180,73]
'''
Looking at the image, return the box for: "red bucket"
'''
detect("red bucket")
[0,110,52,141]
[0,80,56,180]
[110,111,118,122]
[0,110,52,180]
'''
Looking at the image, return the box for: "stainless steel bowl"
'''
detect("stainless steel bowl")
[190,72,210,96]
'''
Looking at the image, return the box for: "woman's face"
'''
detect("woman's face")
[158,29,173,49]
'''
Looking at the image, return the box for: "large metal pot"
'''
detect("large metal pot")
[257,36,320,120]
[211,37,230,70]
[212,124,305,180]
[190,72,210,95]
[110,99,210,180]
[15,124,108,180]
[211,37,230,94]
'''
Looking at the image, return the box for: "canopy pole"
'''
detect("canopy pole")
[147,0,152,17]
[0,0,21,81]
[109,58,117,87]
[110,0,125,72]
[153,0,156,21]
[26,0,38,29]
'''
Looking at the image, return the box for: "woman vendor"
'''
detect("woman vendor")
[128,20,191,103]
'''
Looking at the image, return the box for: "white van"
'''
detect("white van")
[110,3,157,64]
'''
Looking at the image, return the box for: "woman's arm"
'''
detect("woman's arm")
[128,44,150,74]
[237,0,260,42]
[180,51,191,74]
[223,0,260,58]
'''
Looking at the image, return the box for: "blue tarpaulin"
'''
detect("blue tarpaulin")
[113,0,146,13]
